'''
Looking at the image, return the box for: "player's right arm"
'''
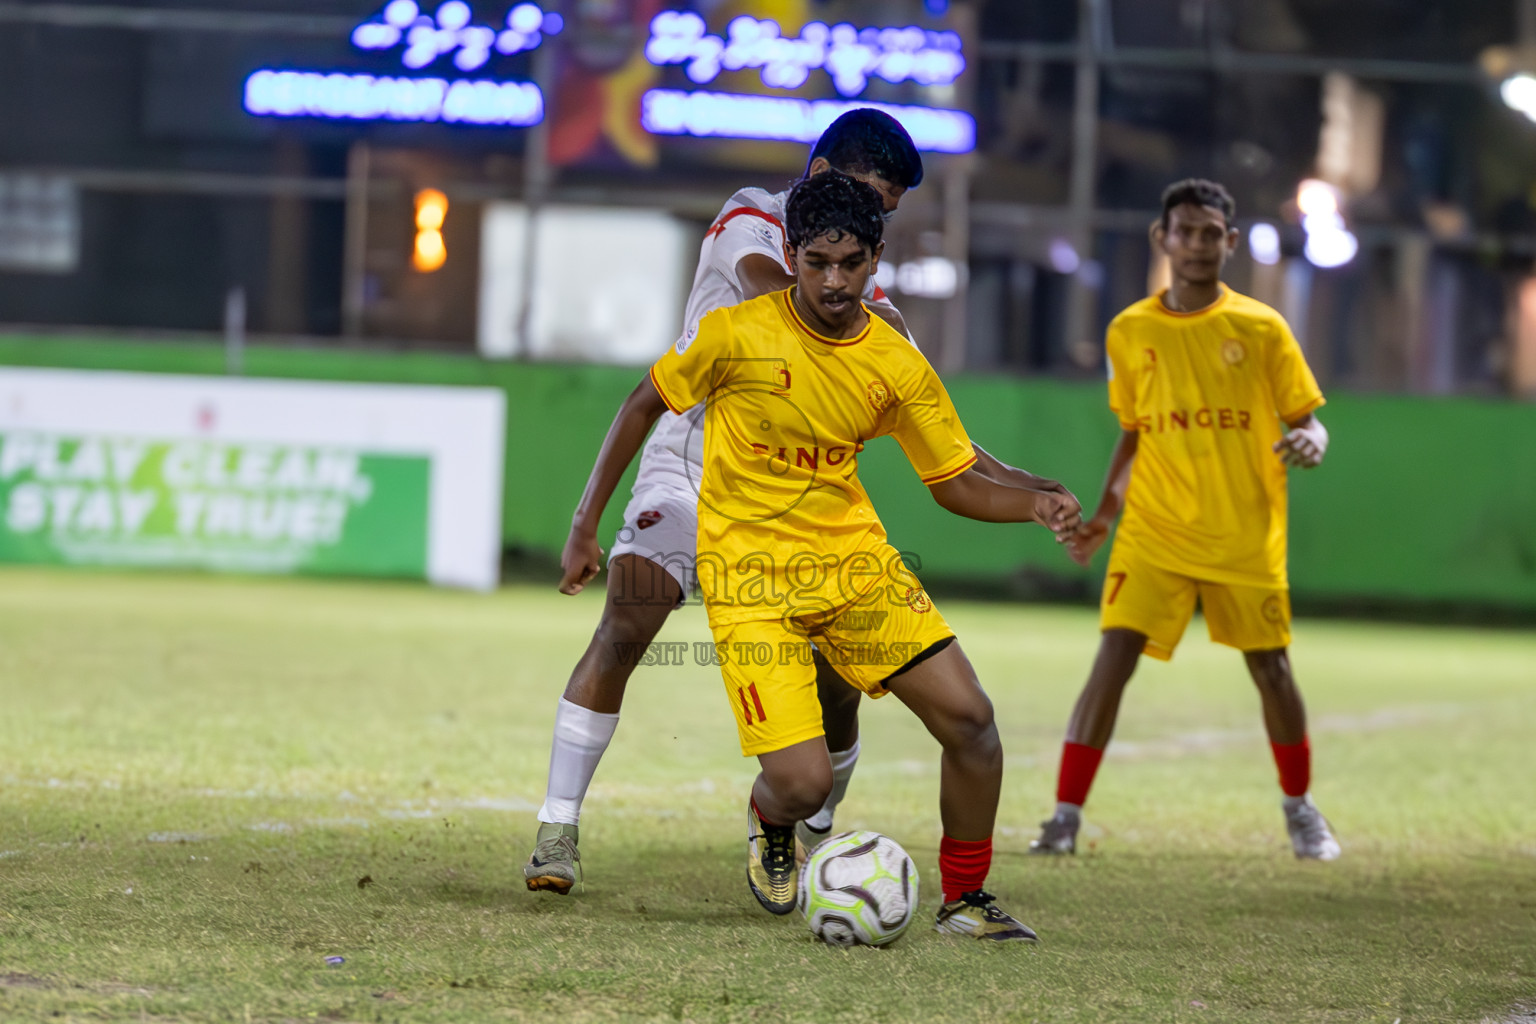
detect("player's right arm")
[1066,321,1140,567]
[560,310,734,594]
[1065,429,1138,567]
[559,377,671,595]
[737,253,794,300]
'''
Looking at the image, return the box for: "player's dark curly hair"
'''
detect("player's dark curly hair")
[1160,178,1236,228]
[806,109,924,189]
[785,172,886,253]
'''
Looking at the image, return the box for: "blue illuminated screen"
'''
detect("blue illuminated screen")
[240,2,973,151]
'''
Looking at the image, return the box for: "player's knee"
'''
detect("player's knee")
[766,769,833,821]
[1093,630,1146,691]
[607,555,682,611]
[939,695,999,758]
[595,599,670,648]
[1245,649,1293,694]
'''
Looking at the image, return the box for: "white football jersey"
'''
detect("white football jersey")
[637,186,903,492]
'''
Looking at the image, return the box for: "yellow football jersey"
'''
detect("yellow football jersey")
[1107,287,1324,586]
[649,289,975,626]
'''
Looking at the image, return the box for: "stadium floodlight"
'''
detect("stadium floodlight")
[1248,222,1281,266]
[1303,220,1358,269]
[414,189,449,272]
[1501,73,1536,122]
[1295,178,1339,218]
[894,257,960,299]
[1295,179,1357,268]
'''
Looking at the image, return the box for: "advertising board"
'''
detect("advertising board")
[0,368,505,590]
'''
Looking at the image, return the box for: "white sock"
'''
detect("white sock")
[803,741,860,831]
[1054,801,1083,822]
[1282,793,1310,812]
[536,698,620,826]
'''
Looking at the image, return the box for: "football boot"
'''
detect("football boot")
[523,822,580,894]
[746,801,798,915]
[935,890,1040,942]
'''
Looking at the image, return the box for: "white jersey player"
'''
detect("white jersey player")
[525,110,1072,895]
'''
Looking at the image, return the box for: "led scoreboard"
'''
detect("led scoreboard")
[638,11,973,152]
[235,1,975,155]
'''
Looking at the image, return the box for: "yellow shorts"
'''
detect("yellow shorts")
[710,585,955,757]
[1100,545,1290,660]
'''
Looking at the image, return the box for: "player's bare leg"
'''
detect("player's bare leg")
[1031,628,1146,854]
[746,738,834,914]
[1244,647,1304,744]
[1245,648,1340,860]
[883,640,1037,941]
[1063,628,1148,748]
[795,653,863,855]
[524,554,681,894]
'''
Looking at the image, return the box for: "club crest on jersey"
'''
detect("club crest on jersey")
[867,380,891,412]
[1222,339,1247,365]
[906,587,932,614]
[636,510,664,530]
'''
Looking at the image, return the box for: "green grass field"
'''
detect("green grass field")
[1,567,1534,1024]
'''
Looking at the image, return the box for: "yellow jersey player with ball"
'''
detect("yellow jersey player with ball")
[562,172,1081,939]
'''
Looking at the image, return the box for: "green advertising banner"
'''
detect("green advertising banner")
[0,432,430,578]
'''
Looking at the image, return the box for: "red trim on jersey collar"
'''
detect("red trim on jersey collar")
[705,206,784,239]
[782,289,872,347]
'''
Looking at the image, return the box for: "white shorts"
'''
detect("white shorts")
[608,460,699,596]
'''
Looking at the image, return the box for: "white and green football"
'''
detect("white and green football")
[797,830,919,947]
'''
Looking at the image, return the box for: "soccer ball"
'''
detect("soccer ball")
[798,831,918,947]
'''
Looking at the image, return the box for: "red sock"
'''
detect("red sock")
[751,797,784,828]
[938,835,992,903]
[1270,737,1310,798]
[1056,742,1105,807]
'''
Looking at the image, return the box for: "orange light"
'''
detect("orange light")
[415,188,447,229]
[412,189,448,272]
[414,229,446,272]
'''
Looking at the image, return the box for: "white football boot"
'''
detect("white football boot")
[1283,794,1341,860]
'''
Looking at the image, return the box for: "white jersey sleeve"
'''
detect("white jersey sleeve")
[677,187,788,331]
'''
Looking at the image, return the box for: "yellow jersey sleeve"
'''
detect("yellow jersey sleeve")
[650,307,733,414]
[888,362,976,485]
[1266,317,1325,422]
[1105,320,1138,430]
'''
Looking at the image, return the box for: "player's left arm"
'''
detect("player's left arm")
[1273,413,1329,469]
[970,444,1073,495]
[1266,317,1329,470]
[928,468,1082,539]
[889,363,1082,538]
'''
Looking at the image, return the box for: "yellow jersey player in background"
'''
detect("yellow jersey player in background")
[560,172,1080,940]
[1031,178,1341,861]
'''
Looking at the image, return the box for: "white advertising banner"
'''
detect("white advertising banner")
[0,368,505,590]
